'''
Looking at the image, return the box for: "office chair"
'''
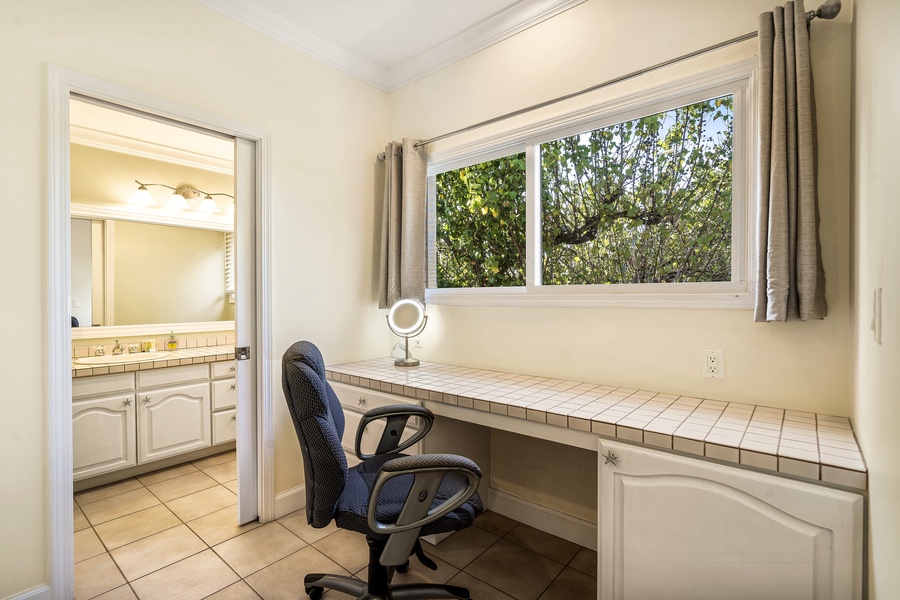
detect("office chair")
[282,341,484,600]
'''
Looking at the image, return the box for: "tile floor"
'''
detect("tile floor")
[74,451,597,600]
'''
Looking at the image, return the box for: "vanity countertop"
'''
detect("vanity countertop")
[326,357,867,491]
[72,344,235,378]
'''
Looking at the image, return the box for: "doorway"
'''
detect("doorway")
[48,66,273,600]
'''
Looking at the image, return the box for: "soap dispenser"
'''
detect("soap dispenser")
[167,332,179,351]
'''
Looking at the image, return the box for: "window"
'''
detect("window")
[427,65,753,307]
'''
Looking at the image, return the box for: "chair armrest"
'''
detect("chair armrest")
[367,453,481,535]
[355,404,434,460]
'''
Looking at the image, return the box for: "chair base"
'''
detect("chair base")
[303,537,471,600]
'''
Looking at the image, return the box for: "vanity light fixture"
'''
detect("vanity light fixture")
[386,298,427,367]
[129,180,233,213]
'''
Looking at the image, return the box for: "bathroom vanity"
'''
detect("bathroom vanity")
[326,358,866,600]
[71,346,236,484]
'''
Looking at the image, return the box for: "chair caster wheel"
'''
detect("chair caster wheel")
[305,586,324,600]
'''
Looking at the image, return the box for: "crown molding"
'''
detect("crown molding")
[196,0,586,92]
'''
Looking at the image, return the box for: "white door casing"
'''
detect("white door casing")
[48,65,273,600]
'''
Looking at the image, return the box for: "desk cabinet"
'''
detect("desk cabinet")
[598,439,863,600]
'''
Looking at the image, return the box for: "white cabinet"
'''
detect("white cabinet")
[210,361,237,443]
[330,382,422,465]
[597,439,863,600]
[137,380,211,463]
[73,373,136,481]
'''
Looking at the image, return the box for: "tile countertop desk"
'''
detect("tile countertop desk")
[327,357,867,600]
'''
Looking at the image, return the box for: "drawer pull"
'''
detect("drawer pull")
[231,415,237,421]
[122,398,132,406]
[230,384,236,390]
[358,396,367,407]
[142,396,151,404]
[229,366,236,373]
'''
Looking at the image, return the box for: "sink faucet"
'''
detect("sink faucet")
[112,340,124,355]
[94,346,105,356]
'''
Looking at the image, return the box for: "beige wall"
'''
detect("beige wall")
[0,0,388,596]
[852,0,900,597]
[390,0,853,523]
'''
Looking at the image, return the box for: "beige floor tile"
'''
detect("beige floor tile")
[537,567,597,600]
[213,522,307,577]
[465,539,564,600]
[223,479,239,493]
[80,488,161,526]
[204,580,263,600]
[568,547,597,578]
[145,470,218,503]
[385,552,459,586]
[94,504,181,551]
[446,572,516,600]
[76,479,144,506]
[130,549,240,600]
[137,462,200,487]
[186,506,261,546]
[192,451,236,470]
[74,528,106,563]
[110,524,206,581]
[74,503,91,532]
[202,459,237,483]
[473,510,518,537]
[424,525,498,569]
[244,546,351,600]
[276,510,339,544]
[504,524,580,564]
[74,553,126,600]
[92,585,138,599]
[311,528,370,574]
[166,485,236,522]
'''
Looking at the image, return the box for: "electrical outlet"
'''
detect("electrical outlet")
[413,338,424,349]
[702,349,725,379]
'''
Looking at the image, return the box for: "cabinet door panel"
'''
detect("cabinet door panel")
[598,440,863,600]
[73,394,136,480]
[138,382,211,463]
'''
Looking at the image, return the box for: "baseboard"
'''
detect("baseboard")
[274,484,305,519]
[6,585,51,600]
[486,488,597,551]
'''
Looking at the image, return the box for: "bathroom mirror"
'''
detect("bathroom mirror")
[69,97,236,338]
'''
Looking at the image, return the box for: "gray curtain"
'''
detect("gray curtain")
[378,138,427,309]
[755,0,827,322]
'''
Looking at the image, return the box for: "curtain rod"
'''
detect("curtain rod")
[392,0,840,154]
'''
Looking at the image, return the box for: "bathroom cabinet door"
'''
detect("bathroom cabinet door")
[597,439,863,600]
[137,382,211,463]
[72,394,137,480]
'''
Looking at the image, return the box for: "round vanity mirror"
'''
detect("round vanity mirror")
[386,299,427,367]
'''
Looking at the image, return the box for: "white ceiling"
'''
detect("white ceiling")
[195,0,586,91]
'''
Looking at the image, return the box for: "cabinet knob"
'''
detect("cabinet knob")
[229,365,236,373]
[142,396,151,404]
[231,415,237,421]
[358,397,367,407]
[230,383,236,390]
[602,450,619,468]
[123,398,132,406]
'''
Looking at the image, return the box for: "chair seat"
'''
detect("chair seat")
[335,453,483,539]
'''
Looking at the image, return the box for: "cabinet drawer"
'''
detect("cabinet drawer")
[211,361,237,379]
[137,363,208,389]
[212,378,237,410]
[212,409,237,444]
[331,382,421,412]
[73,372,135,399]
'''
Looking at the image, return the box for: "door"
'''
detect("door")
[598,439,863,600]
[137,382,211,463]
[234,137,259,524]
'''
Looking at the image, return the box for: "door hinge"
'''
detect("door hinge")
[235,346,251,361]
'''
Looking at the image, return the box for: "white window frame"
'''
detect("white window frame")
[426,58,757,309]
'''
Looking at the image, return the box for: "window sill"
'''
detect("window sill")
[425,287,755,309]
